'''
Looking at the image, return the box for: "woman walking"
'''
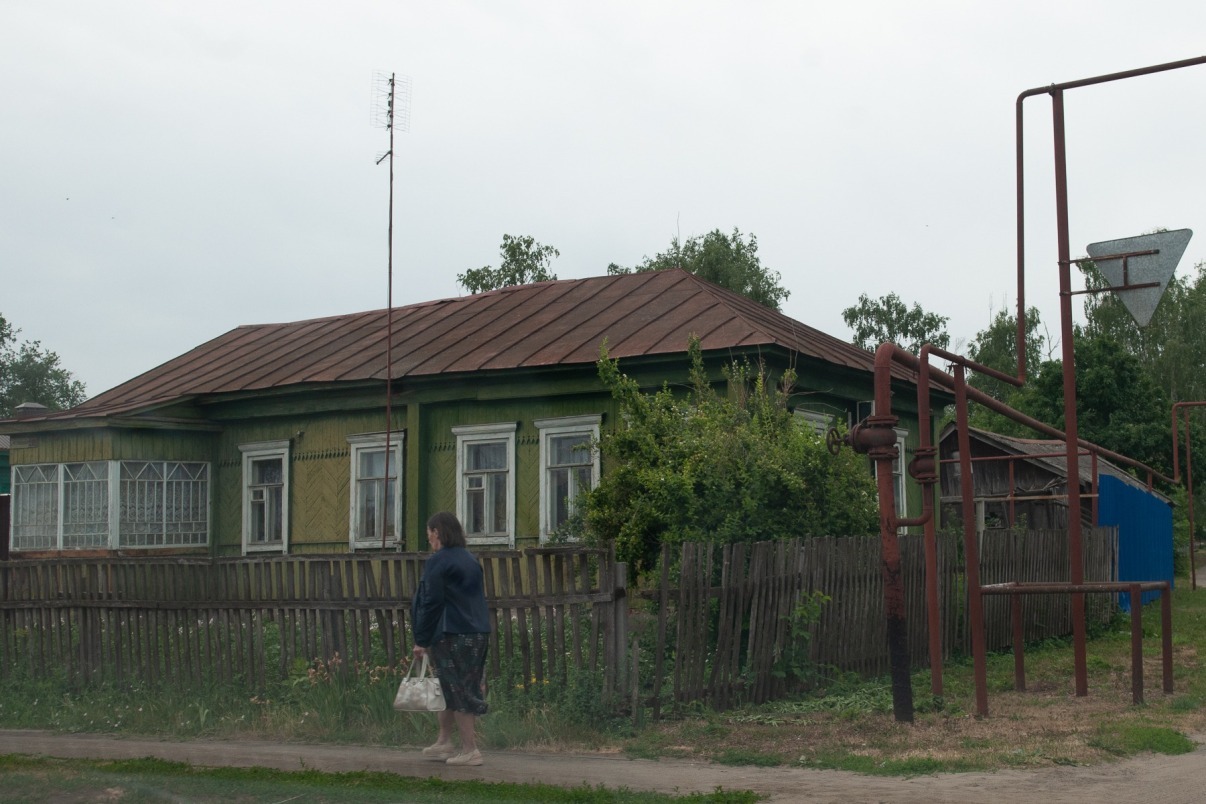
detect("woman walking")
[411,511,491,766]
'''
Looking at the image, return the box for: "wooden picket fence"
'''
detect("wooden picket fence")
[645,527,1118,710]
[0,547,627,697]
[0,528,1118,714]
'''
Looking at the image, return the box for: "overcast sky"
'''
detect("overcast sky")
[4,1,1206,397]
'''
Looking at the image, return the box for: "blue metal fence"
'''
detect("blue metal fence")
[1099,474,1173,610]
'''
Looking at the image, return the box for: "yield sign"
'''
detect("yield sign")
[1085,229,1193,327]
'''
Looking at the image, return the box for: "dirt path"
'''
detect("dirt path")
[2,729,1204,803]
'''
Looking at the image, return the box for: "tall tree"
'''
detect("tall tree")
[607,228,789,310]
[1080,259,1206,404]
[1009,336,1170,475]
[457,234,560,294]
[841,293,950,355]
[966,305,1046,401]
[0,313,87,418]
[963,306,1047,431]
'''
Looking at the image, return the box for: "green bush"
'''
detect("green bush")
[576,337,878,574]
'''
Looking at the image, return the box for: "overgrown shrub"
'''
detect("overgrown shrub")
[574,337,878,574]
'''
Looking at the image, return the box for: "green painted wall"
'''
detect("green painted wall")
[1,347,947,556]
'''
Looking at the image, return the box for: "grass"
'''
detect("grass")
[3,575,1206,783]
[0,755,759,803]
[619,576,1206,774]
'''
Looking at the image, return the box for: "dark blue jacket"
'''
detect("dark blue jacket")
[411,545,491,647]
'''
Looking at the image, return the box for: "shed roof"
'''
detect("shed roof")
[8,269,922,425]
[943,424,1170,503]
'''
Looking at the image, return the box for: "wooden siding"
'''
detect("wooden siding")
[7,429,215,465]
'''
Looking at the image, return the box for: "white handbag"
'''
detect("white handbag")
[393,654,446,712]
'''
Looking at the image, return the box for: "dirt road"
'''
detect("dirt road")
[2,729,1204,803]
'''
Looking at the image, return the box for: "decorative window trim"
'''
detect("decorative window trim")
[534,415,601,542]
[453,422,517,547]
[347,431,405,550]
[239,440,291,555]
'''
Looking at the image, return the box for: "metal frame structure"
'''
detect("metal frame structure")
[833,56,1206,721]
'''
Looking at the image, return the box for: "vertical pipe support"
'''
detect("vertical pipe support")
[954,364,989,716]
[870,342,913,723]
[1130,584,1143,705]
[916,346,944,697]
[1012,593,1026,691]
[1162,584,1174,694]
[1051,87,1089,697]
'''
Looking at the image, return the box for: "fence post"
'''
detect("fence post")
[613,561,628,701]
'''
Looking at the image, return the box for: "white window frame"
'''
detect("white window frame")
[10,461,210,551]
[347,431,405,550]
[240,440,290,554]
[453,422,517,547]
[534,415,601,542]
[890,427,909,523]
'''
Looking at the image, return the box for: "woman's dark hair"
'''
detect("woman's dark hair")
[426,511,467,549]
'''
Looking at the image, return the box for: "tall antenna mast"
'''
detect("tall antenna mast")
[371,71,411,549]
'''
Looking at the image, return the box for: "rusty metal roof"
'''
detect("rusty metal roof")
[10,269,919,424]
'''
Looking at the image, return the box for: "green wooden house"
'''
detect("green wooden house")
[0,269,940,558]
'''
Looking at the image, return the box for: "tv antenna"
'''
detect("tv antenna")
[371,71,411,549]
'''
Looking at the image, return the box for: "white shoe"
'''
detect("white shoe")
[446,749,483,766]
[421,742,456,761]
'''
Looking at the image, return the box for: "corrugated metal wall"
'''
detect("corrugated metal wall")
[1099,474,1174,610]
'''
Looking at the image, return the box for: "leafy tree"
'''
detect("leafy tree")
[1080,259,1206,404]
[574,338,878,574]
[0,313,87,418]
[1009,336,1170,475]
[607,228,789,310]
[964,305,1047,431]
[841,293,950,355]
[457,234,559,294]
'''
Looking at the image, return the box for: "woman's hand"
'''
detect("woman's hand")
[413,645,428,658]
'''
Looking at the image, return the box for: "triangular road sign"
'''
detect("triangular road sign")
[1085,229,1193,327]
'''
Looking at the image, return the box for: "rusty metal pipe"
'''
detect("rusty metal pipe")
[1171,401,1206,590]
[917,345,943,696]
[872,342,914,722]
[1014,55,1206,387]
[953,364,990,716]
[884,345,1171,485]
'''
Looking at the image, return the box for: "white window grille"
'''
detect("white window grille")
[119,461,209,547]
[348,432,404,548]
[9,460,209,550]
[11,464,59,550]
[453,423,516,546]
[534,415,600,542]
[240,441,290,553]
[62,462,109,549]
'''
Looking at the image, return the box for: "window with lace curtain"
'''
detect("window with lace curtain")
[240,441,290,553]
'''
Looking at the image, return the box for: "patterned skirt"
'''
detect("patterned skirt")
[430,632,490,715]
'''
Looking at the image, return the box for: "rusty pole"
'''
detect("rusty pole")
[1051,87,1090,697]
[873,343,914,723]
[1171,401,1206,589]
[1188,413,1197,590]
[954,364,990,716]
[916,346,943,696]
